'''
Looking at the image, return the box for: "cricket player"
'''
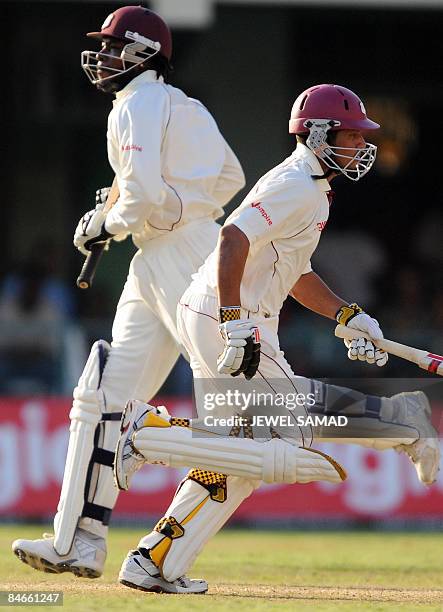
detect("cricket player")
[12,6,245,593]
[113,84,440,592]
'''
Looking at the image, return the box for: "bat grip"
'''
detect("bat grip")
[76,243,105,289]
[335,324,371,342]
[335,324,390,353]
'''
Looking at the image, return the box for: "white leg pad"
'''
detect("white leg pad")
[138,476,258,582]
[132,425,346,484]
[54,340,110,555]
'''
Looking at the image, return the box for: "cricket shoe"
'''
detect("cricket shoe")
[114,399,170,491]
[12,528,106,578]
[393,391,441,485]
[119,549,208,594]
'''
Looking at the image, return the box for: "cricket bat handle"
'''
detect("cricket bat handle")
[76,177,120,290]
[76,243,106,289]
[335,324,443,376]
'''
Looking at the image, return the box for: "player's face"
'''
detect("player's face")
[332,130,366,169]
[96,38,125,80]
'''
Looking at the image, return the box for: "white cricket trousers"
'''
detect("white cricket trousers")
[76,219,221,538]
[102,220,220,407]
[136,286,308,582]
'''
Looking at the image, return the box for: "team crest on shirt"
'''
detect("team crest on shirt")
[251,202,272,226]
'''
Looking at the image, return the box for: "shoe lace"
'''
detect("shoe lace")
[174,575,192,587]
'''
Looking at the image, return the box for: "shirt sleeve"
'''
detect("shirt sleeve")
[104,87,170,235]
[228,174,312,247]
[212,141,245,208]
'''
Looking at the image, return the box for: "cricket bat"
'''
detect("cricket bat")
[335,324,443,376]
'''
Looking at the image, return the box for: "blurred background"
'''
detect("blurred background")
[0,0,442,525]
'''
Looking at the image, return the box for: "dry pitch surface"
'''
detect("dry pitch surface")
[1,525,443,611]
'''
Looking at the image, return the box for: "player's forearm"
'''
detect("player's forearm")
[290,271,346,320]
[217,224,250,307]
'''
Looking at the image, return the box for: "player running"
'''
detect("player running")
[12,5,244,593]
[113,84,440,592]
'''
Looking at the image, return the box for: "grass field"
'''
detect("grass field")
[1,525,443,611]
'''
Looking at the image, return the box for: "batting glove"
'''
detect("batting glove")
[95,186,129,245]
[96,186,111,207]
[217,307,261,380]
[336,303,388,367]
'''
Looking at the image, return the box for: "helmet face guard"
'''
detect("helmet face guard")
[81,30,161,89]
[289,84,380,181]
[81,6,172,92]
[304,119,377,181]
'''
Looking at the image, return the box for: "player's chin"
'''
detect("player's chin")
[96,77,119,94]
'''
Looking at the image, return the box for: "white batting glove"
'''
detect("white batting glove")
[96,187,111,207]
[95,187,128,244]
[344,338,388,367]
[336,303,388,367]
[73,188,114,256]
[217,309,261,380]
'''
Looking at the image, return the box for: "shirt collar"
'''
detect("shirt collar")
[114,70,164,103]
[292,143,332,192]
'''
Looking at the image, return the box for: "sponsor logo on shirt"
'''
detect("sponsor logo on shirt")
[251,202,272,226]
[121,144,143,152]
[317,220,328,231]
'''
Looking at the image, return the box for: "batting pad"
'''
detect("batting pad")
[132,425,346,484]
[137,476,258,582]
[54,340,110,555]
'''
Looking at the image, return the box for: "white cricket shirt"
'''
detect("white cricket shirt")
[104,70,245,244]
[193,144,332,317]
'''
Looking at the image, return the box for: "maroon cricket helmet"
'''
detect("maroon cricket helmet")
[87,5,172,61]
[289,84,379,134]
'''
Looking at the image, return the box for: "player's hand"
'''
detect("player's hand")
[74,193,114,256]
[344,337,388,366]
[217,319,261,380]
[336,303,388,367]
[95,186,129,244]
[96,186,111,207]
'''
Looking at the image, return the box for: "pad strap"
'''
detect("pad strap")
[188,469,227,503]
[82,502,112,525]
[91,447,115,467]
[102,412,123,421]
[155,516,185,539]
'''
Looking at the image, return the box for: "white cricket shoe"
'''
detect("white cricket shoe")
[12,528,106,578]
[393,391,441,485]
[114,400,169,491]
[119,549,208,594]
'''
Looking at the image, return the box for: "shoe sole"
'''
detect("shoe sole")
[398,392,440,484]
[119,579,207,595]
[13,548,101,579]
[114,402,135,491]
